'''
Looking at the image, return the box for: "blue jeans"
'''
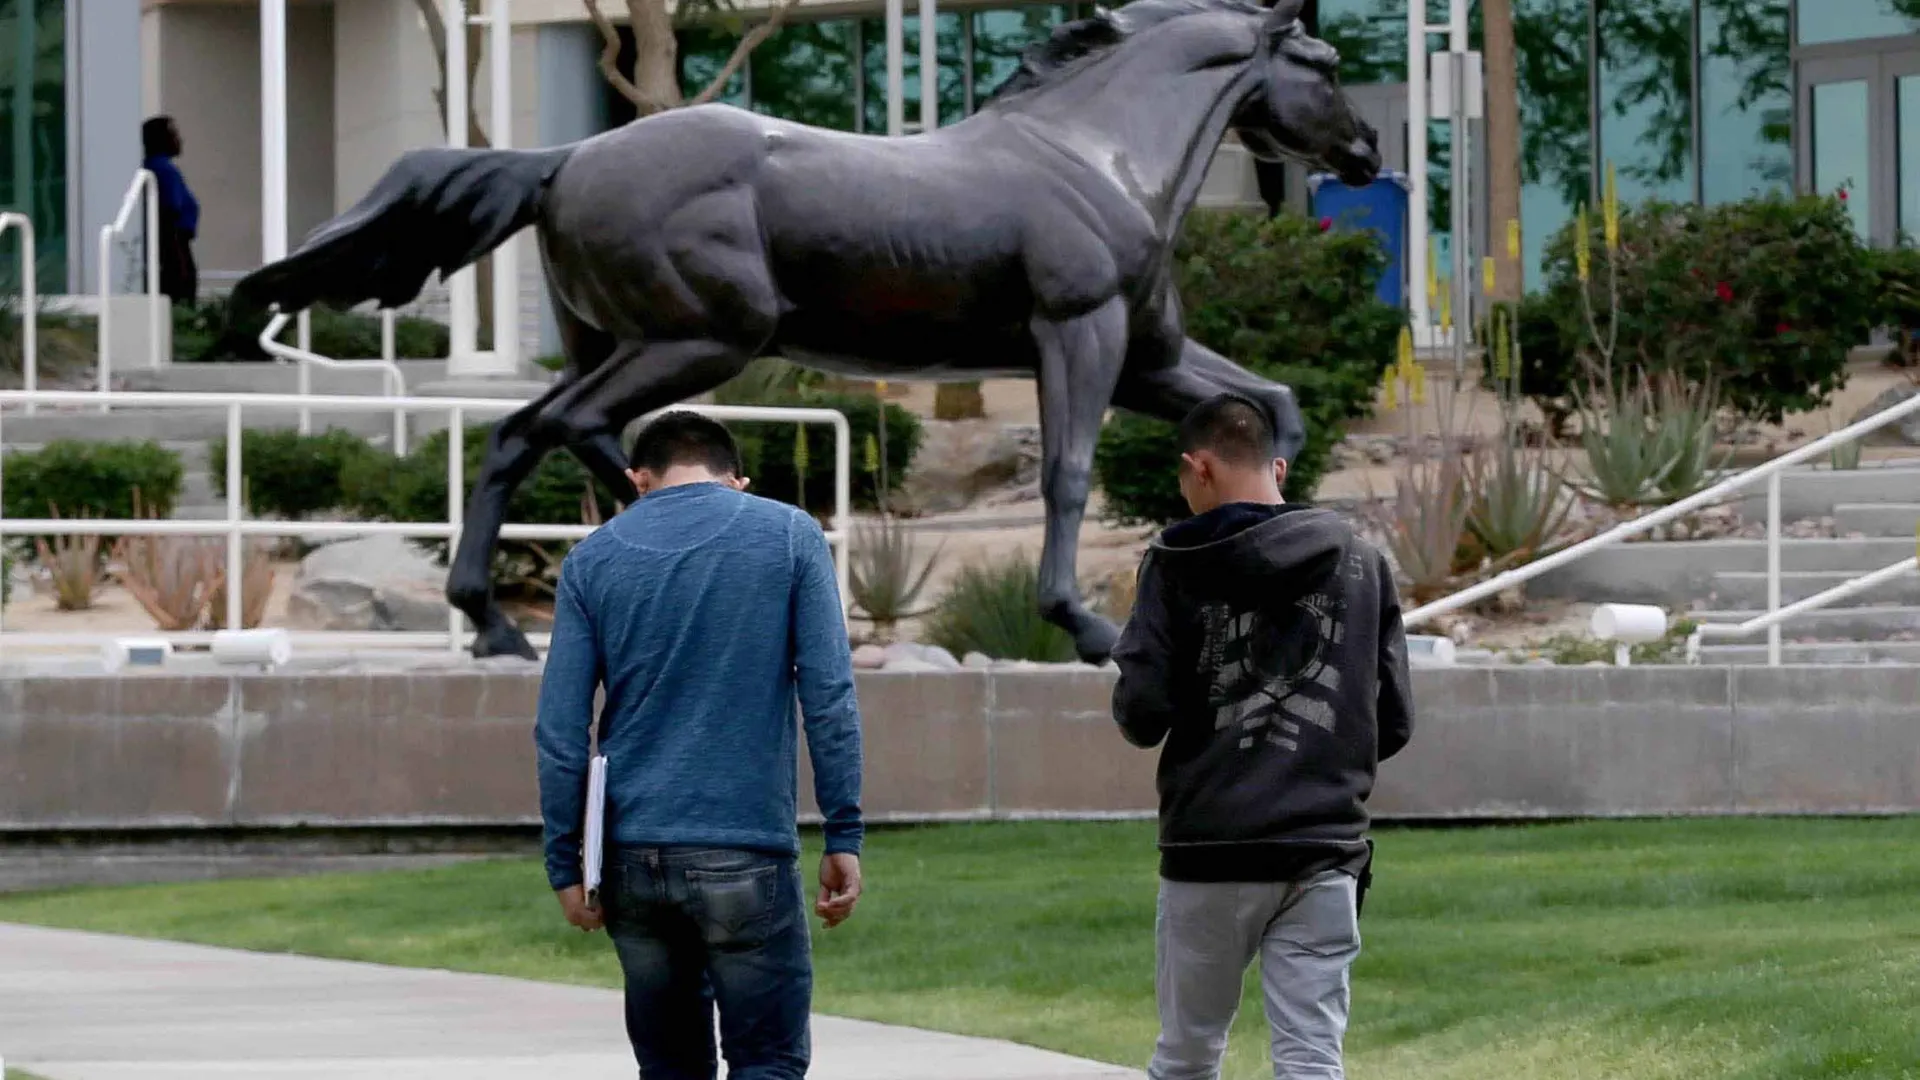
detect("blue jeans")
[601,845,813,1079]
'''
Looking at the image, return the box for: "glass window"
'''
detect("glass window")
[1698,0,1791,204]
[678,26,747,106]
[1594,0,1693,204]
[859,12,965,134]
[751,20,859,130]
[0,0,67,296]
[1512,0,1589,290]
[1312,0,1406,86]
[1812,80,1872,238]
[971,6,1067,106]
[1900,75,1920,243]
[1796,0,1920,46]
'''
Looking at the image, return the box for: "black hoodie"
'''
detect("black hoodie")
[1111,502,1414,883]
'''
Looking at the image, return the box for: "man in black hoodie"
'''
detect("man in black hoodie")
[1112,393,1414,1080]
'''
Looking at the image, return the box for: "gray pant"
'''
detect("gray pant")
[1149,871,1360,1080]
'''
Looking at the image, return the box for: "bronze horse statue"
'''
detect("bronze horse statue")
[230,0,1381,663]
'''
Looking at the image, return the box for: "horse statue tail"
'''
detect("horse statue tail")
[214,144,578,356]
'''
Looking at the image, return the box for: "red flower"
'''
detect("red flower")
[1776,322,1793,335]
[1716,281,1734,303]
[1839,188,1850,202]
[1318,217,1334,232]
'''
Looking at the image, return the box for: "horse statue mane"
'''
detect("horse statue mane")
[983,0,1279,103]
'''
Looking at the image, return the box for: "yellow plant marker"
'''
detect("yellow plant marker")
[1382,371,1399,411]
[1427,242,1439,303]
[1440,285,1453,331]
[1483,256,1497,295]
[863,433,879,474]
[1494,311,1512,379]
[874,380,888,394]
[1410,361,1428,405]
[1604,163,1620,252]
[1507,219,1522,261]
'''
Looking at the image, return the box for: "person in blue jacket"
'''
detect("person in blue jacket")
[141,116,199,305]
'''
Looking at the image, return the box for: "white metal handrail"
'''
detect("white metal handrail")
[96,169,160,411]
[1406,388,1920,666]
[1685,555,1919,663]
[0,389,852,654]
[258,311,409,454]
[0,212,34,416]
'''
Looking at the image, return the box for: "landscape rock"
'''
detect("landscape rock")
[900,420,1040,514]
[919,644,962,670]
[881,656,944,674]
[1850,384,1920,445]
[284,535,450,633]
[962,651,993,669]
[851,643,888,670]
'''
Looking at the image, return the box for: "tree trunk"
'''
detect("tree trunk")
[627,0,683,113]
[1483,0,1524,303]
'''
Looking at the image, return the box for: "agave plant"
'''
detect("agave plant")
[1460,439,1576,575]
[31,505,104,612]
[923,553,1076,663]
[1374,453,1473,606]
[207,540,279,630]
[110,491,224,631]
[849,518,942,640]
[1566,367,1675,509]
[1648,373,1728,504]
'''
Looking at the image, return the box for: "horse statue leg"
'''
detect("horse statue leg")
[1032,298,1132,665]
[1113,336,1307,463]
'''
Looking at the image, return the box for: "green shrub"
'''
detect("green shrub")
[1094,210,1402,524]
[1477,292,1581,436]
[208,429,383,520]
[1,440,183,521]
[923,554,1076,663]
[715,362,922,513]
[1539,193,1877,424]
[176,298,452,362]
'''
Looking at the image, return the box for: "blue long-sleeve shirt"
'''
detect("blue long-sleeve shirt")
[143,155,199,237]
[534,482,864,890]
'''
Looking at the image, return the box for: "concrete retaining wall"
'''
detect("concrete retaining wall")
[3,667,1918,832]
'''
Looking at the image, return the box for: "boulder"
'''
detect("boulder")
[961,651,993,669]
[919,644,962,670]
[852,643,889,670]
[1850,384,1920,445]
[284,535,450,633]
[900,421,1038,514]
[881,656,945,674]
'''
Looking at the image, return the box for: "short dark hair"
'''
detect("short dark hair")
[628,411,743,476]
[142,116,177,158]
[1178,393,1275,467]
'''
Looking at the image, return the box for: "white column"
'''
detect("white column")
[917,0,936,133]
[1406,1,1428,343]
[262,0,288,263]
[487,0,518,371]
[444,0,481,371]
[1449,0,1469,360]
[885,0,905,136]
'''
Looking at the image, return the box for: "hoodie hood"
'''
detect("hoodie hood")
[1151,502,1350,592]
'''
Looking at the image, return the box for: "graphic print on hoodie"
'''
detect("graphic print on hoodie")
[1112,502,1414,884]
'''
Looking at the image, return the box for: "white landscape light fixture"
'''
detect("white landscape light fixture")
[1590,604,1669,667]
[210,629,295,671]
[1405,634,1457,668]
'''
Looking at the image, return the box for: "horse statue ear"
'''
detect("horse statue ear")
[1264,0,1305,26]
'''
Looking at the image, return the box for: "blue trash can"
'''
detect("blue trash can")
[1307,170,1412,310]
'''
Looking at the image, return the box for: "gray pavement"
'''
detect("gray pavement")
[0,924,1142,1080]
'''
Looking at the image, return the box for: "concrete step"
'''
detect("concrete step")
[1534,537,1920,606]
[1695,640,1920,665]
[1707,567,1920,609]
[0,406,400,446]
[1833,502,1920,538]
[120,360,465,396]
[1736,465,1920,521]
[1689,605,1920,642]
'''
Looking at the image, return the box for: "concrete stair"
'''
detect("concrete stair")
[1691,466,1920,665]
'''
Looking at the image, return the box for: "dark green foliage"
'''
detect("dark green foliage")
[1094,210,1403,524]
[1868,243,1920,366]
[173,298,452,362]
[208,429,383,520]
[714,362,921,514]
[0,440,183,521]
[923,554,1077,663]
[1538,194,1878,424]
[1477,292,1582,435]
[340,425,618,543]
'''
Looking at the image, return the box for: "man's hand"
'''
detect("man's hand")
[815,853,862,929]
[556,885,604,933]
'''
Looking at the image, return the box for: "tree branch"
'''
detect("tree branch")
[583,0,659,111]
[686,0,803,107]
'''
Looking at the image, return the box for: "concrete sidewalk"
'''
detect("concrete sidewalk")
[0,924,1142,1080]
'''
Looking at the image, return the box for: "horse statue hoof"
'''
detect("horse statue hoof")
[1075,615,1121,667]
[472,619,539,661]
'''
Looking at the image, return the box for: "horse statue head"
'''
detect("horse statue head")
[1234,0,1382,187]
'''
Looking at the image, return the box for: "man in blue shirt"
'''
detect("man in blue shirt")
[535,410,865,1080]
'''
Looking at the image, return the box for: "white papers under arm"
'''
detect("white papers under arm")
[583,754,609,897]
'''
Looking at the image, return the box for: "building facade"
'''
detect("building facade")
[8,2,1909,352]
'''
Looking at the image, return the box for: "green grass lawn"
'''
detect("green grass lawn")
[4,819,1920,1079]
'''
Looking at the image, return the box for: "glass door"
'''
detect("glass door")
[1800,51,1920,246]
